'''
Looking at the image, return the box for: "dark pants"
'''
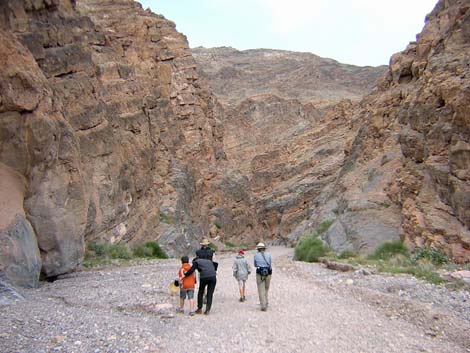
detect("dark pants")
[198,276,217,311]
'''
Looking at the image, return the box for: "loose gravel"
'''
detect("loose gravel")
[1,247,469,353]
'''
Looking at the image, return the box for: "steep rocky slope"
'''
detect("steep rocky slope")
[291,0,470,262]
[192,47,387,108]
[0,0,262,287]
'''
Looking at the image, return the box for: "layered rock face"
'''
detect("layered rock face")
[294,0,470,262]
[193,48,385,244]
[192,47,386,109]
[0,0,230,287]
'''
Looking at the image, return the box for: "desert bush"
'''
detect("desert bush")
[225,241,236,248]
[337,250,358,259]
[108,243,132,259]
[87,242,107,257]
[294,237,328,262]
[369,241,409,260]
[316,219,333,235]
[411,247,448,267]
[133,241,168,259]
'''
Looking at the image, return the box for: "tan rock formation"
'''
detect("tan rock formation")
[296,0,470,262]
[192,47,387,109]
[0,0,230,286]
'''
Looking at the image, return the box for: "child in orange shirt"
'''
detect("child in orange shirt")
[178,256,196,315]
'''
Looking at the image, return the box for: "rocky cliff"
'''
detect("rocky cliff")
[0,0,246,287]
[291,0,470,262]
[192,47,387,109]
[1,0,469,290]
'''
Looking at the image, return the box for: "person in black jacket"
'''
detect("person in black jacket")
[196,238,215,260]
[195,238,215,304]
[184,257,217,315]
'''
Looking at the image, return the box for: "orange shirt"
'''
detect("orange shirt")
[178,263,196,289]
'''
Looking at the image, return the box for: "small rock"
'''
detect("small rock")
[51,336,66,344]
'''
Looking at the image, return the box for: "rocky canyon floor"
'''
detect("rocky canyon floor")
[1,247,469,353]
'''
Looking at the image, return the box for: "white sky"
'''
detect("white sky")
[138,0,438,67]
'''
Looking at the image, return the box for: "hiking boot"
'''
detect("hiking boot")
[261,307,267,312]
[239,297,243,302]
[242,296,246,302]
[195,309,202,314]
[204,310,210,315]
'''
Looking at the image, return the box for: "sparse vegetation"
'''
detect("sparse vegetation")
[159,213,171,224]
[133,241,168,259]
[317,241,451,286]
[225,241,236,248]
[411,246,449,266]
[316,219,333,235]
[294,219,333,262]
[294,237,328,262]
[84,240,167,268]
[368,241,409,260]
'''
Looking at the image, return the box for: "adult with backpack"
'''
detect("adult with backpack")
[254,242,272,311]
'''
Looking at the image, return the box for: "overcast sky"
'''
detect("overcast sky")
[138,0,438,67]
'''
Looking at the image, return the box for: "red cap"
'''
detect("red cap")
[238,250,245,255]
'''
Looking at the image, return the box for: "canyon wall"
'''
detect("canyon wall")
[0,0,249,287]
[2,0,469,289]
[292,0,470,262]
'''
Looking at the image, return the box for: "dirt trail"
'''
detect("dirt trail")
[1,246,469,353]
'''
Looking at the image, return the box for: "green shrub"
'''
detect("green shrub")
[369,241,409,261]
[316,219,333,235]
[225,241,236,248]
[159,213,171,224]
[337,250,357,259]
[108,243,132,260]
[411,247,448,267]
[294,237,328,262]
[133,241,168,259]
[87,242,107,256]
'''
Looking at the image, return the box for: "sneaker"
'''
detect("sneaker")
[239,297,243,302]
[242,296,246,302]
[189,311,195,316]
[204,310,210,315]
[195,309,202,314]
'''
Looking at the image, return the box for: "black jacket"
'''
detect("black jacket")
[196,247,214,260]
[185,258,217,279]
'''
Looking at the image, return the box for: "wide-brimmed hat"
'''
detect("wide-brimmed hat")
[200,238,210,246]
[256,242,266,249]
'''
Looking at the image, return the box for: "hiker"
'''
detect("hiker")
[254,242,272,311]
[195,238,215,303]
[177,256,196,316]
[232,250,251,302]
[184,256,217,315]
[196,238,215,260]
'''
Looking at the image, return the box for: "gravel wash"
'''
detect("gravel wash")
[1,247,469,353]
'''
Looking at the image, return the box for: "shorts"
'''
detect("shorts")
[237,279,247,288]
[180,288,195,299]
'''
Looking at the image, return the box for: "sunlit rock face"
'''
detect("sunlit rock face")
[292,0,470,262]
[0,0,233,286]
[192,46,387,245]
[192,47,387,109]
